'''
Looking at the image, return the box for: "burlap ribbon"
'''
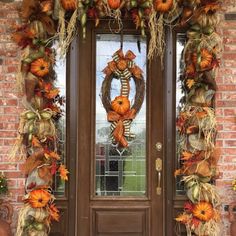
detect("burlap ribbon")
[20,108,56,142]
[107,109,136,147]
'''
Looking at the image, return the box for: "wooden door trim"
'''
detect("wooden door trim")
[69,21,178,235]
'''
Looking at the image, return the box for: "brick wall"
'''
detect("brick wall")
[0,0,236,235]
[215,1,236,235]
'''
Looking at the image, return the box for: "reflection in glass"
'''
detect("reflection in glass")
[176,34,186,196]
[95,34,147,196]
[53,55,66,197]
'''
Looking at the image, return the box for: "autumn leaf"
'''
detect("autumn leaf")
[181,151,194,161]
[45,89,60,99]
[48,204,60,222]
[44,151,60,160]
[58,164,69,181]
[174,169,181,177]
[203,3,221,13]
[32,136,42,148]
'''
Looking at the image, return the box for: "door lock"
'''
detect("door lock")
[155,142,162,152]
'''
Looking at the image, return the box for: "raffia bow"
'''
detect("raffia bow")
[103,49,143,80]
[107,108,136,147]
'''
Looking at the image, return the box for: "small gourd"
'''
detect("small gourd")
[154,0,173,13]
[60,0,77,11]
[30,58,49,77]
[111,96,130,115]
[107,0,121,10]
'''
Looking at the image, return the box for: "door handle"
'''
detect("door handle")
[155,142,162,196]
[155,158,162,195]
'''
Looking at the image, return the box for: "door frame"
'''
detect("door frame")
[63,22,178,236]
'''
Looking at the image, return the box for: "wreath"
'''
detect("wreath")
[101,49,145,147]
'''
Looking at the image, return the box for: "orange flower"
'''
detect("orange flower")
[192,202,214,222]
[58,164,69,181]
[192,49,213,70]
[175,213,190,224]
[28,189,51,208]
[48,204,60,222]
[30,58,50,77]
[186,79,195,89]
[45,88,60,99]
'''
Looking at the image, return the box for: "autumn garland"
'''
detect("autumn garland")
[11,0,222,235]
[174,1,223,235]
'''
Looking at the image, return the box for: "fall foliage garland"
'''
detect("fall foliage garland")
[11,0,222,235]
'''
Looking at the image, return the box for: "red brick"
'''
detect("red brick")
[216,117,236,124]
[224,109,236,116]
[225,140,236,147]
[0,99,17,106]
[222,148,236,155]
[217,85,236,91]
[0,163,17,171]
[0,130,17,138]
[216,100,236,107]
[217,132,236,139]
[221,93,236,101]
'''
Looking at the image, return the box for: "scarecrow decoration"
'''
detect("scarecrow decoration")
[11,0,222,235]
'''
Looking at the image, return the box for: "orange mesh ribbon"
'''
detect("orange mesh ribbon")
[107,109,136,147]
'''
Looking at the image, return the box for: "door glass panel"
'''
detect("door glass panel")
[53,52,66,197]
[95,34,147,196]
[175,33,186,196]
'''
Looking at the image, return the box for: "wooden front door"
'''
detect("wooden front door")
[73,21,165,236]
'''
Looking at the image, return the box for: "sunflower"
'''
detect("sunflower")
[192,49,213,70]
[192,202,214,222]
[30,58,50,77]
[186,79,195,89]
[28,189,51,208]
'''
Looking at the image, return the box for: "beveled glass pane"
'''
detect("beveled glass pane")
[176,33,186,196]
[95,34,147,196]
[53,53,66,197]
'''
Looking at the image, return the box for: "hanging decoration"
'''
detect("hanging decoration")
[174,1,222,235]
[101,49,145,147]
[10,0,222,235]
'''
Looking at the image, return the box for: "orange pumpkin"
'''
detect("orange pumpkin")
[111,96,130,115]
[30,58,50,77]
[192,202,214,222]
[60,0,77,11]
[154,0,173,13]
[107,0,121,10]
[28,189,51,208]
